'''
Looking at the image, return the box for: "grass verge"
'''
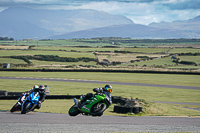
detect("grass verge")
[0,71,200,87]
[1,100,200,116]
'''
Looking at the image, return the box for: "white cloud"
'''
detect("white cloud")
[0,7,8,12]
[75,1,200,25]
[65,1,199,25]
[0,0,200,25]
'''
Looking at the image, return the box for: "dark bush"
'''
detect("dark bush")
[136,56,149,59]
[179,61,197,65]
[10,55,97,63]
[10,56,32,64]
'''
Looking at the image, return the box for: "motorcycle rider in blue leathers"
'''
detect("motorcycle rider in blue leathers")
[27,85,46,110]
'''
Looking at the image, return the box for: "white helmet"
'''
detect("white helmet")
[33,85,39,89]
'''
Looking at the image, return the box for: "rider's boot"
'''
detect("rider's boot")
[78,101,82,108]
[78,98,86,108]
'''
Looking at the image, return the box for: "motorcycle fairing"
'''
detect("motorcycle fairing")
[80,94,106,113]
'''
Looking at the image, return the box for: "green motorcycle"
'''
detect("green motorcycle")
[68,94,111,116]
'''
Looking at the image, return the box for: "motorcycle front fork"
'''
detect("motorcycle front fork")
[73,98,78,105]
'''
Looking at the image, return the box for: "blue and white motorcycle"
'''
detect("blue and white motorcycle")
[21,91,40,114]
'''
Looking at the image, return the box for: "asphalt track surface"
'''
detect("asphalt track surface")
[1,76,200,90]
[1,111,200,133]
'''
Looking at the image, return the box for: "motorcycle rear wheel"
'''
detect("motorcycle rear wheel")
[91,103,106,116]
[69,105,80,116]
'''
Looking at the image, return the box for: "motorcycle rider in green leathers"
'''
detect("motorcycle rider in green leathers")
[78,85,112,108]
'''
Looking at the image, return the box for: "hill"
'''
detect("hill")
[149,15,200,35]
[49,23,198,39]
[0,7,133,40]
[0,7,200,40]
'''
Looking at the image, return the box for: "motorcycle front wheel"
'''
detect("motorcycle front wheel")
[69,105,80,116]
[10,103,20,112]
[21,102,31,114]
[91,103,107,116]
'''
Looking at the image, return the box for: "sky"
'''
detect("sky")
[0,0,200,25]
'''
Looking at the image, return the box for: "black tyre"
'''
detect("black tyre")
[10,103,20,112]
[68,105,80,116]
[21,102,31,114]
[91,103,107,116]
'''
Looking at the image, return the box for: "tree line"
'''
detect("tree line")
[76,37,200,44]
[10,55,98,64]
[0,37,14,41]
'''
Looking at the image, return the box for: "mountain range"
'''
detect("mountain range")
[0,7,199,40]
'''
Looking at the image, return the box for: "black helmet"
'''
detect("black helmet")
[103,85,112,93]
[38,85,45,93]
[39,85,45,90]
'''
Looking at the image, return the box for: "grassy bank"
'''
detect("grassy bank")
[1,100,200,116]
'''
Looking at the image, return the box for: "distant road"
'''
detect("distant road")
[0,76,200,90]
[0,112,200,132]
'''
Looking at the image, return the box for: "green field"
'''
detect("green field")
[1,72,200,86]
[0,72,200,116]
[0,50,95,58]
[123,47,171,53]
[176,56,200,64]
[33,46,121,52]
[1,38,200,47]
[0,58,27,64]
[30,60,98,66]
[0,39,111,47]
[0,38,200,71]
[169,48,200,53]
[0,48,200,70]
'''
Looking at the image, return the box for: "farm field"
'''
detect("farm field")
[0,49,95,58]
[0,39,200,71]
[0,58,27,64]
[1,38,200,47]
[169,48,200,53]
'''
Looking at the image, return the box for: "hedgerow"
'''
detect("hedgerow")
[10,55,98,63]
